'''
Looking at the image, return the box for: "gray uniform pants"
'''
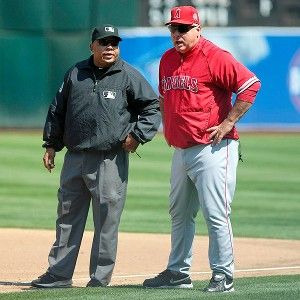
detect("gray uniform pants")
[47,148,128,286]
[167,139,239,279]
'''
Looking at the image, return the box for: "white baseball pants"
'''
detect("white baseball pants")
[167,139,239,279]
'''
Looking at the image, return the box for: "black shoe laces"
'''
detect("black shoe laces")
[156,270,171,278]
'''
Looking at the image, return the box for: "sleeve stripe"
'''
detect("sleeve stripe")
[237,76,260,95]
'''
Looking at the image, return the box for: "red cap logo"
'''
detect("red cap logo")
[174,8,181,19]
[166,6,200,26]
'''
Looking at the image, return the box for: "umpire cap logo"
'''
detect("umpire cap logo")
[103,90,116,99]
[105,26,115,33]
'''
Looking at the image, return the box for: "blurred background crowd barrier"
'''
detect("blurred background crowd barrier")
[0,0,299,129]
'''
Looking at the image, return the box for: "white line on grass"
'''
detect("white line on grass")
[72,265,300,282]
[11,265,300,285]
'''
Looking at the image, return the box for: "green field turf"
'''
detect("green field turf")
[0,275,299,300]
[0,131,299,240]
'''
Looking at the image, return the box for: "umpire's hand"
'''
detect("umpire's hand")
[43,147,56,173]
[122,133,140,153]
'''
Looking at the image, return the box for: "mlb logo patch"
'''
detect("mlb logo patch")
[105,26,115,33]
[103,90,116,99]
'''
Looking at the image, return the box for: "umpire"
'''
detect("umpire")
[31,24,161,288]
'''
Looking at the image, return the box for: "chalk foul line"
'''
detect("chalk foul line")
[71,265,300,282]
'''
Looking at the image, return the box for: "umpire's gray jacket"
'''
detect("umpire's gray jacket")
[43,57,161,152]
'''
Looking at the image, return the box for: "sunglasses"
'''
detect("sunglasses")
[168,25,196,34]
[98,39,119,47]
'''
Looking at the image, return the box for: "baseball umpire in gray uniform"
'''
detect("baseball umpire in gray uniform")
[31,24,161,288]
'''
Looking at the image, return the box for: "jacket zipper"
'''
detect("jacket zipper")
[92,69,111,92]
[92,71,98,92]
[179,55,184,107]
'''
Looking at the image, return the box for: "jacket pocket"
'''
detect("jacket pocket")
[174,108,211,138]
[98,88,125,114]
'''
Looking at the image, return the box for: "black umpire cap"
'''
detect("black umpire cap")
[91,24,122,43]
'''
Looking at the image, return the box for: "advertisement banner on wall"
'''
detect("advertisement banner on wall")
[120,27,300,130]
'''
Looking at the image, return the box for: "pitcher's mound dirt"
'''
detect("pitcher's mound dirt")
[0,228,299,293]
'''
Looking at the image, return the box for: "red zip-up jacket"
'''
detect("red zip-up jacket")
[159,37,260,148]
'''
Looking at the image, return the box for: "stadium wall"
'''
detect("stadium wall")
[0,1,299,129]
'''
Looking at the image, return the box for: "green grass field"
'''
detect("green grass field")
[0,275,299,300]
[0,131,300,299]
[0,131,299,239]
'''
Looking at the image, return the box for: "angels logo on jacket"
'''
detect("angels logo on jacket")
[103,90,116,99]
[161,75,198,93]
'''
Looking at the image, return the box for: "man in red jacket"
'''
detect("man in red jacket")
[143,6,261,293]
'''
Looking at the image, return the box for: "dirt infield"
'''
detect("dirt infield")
[0,228,299,293]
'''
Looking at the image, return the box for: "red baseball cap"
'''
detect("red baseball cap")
[165,6,200,26]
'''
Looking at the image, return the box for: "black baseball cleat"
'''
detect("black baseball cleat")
[31,272,72,288]
[143,269,193,288]
[203,273,234,293]
[86,279,105,287]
